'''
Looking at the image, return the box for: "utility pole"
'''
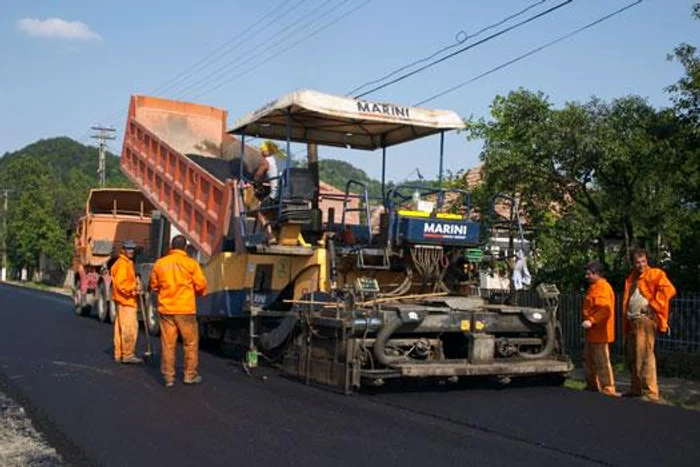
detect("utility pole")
[91,126,116,187]
[0,188,12,282]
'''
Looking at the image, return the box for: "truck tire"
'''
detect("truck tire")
[72,282,91,317]
[96,282,115,323]
[144,293,160,336]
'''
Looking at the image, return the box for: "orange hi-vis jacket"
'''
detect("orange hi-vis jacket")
[149,249,207,315]
[622,267,676,335]
[110,254,137,308]
[582,278,615,343]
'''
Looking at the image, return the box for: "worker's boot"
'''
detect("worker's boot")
[121,356,144,364]
[183,375,202,385]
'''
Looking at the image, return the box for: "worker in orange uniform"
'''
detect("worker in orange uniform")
[149,235,208,388]
[110,240,143,364]
[622,248,676,402]
[580,260,617,396]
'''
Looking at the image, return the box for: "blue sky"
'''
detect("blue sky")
[1,0,698,182]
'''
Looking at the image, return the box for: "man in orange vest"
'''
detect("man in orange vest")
[622,248,676,401]
[581,260,617,396]
[149,235,208,388]
[110,240,143,364]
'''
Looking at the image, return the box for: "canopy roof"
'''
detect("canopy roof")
[228,89,465,151]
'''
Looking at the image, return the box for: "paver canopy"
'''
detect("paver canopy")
[228,89,465,150]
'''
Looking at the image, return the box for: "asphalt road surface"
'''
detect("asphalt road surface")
[1,283,699,467]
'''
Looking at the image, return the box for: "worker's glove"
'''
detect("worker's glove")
[581,320,593,329]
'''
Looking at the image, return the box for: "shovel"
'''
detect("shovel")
[138,292,155,363]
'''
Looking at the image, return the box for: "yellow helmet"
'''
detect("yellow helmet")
[260,140,283,157]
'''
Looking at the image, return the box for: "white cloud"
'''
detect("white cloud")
[16,17,102,42]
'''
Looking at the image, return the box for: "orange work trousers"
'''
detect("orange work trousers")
[625,316,659,400]
[159,314,199,383]
[114,305,138,360]
[583,342,616,395]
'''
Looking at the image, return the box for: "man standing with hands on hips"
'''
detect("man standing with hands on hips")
[150,235,208,388]
[581,260,617,396]
[622,248,676,402]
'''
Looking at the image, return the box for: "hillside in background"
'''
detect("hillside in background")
[0,137,128,186]
[0,137,130,273]
[319,159,435,199]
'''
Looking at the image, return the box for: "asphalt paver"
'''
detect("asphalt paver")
[1,283,699,466]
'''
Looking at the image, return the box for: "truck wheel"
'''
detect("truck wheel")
[96,282,110,322]
[72,283,91,317]
[145,293,160,336]
[108,295,117,323]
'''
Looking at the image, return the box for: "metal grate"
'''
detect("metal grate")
[481,289,700,357]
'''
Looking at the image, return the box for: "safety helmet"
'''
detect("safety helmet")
[123,240,137,250]
[260,140,283,157]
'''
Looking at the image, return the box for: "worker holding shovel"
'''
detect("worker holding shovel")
[110,240,143,364]
[149,235,208,388]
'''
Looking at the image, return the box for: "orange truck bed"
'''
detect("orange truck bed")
[72,188,153,268]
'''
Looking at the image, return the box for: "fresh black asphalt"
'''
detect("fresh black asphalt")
[1,283,698,466]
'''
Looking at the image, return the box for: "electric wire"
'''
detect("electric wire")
[354,0,576,98]
[76,0,307,142]
[346,0,548,96]
[185,0,374,101]
[154,0,303,97]
[81,0,367,140]
[414,0,643,107]
[176,0,344,100]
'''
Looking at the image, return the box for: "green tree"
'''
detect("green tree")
[1,158,67,272]
[664,2,700,289]
[464,90,693,290]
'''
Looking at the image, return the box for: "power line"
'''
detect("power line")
[75,0,366,144]
[187,0,373,101]
[156,0,308,98]
[354,0,575,98]
[180,0,360,99]
[175,0,341,99]
[346,0,548,96]
[74,1,304,143]
[414,1,643,107]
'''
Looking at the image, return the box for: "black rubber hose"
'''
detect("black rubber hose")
[327,237,338,289]
[518,320,555,359]
[373,314,411,367]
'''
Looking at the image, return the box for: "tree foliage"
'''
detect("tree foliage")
[464,90,697,291]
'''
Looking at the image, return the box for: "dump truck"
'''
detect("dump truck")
[71,188,155,324]
[120,91,573,393]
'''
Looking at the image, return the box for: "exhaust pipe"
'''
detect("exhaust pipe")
[518,321,555,359]
[373,314,411,367]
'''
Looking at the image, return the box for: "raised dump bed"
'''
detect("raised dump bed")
[120,95,260,259]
